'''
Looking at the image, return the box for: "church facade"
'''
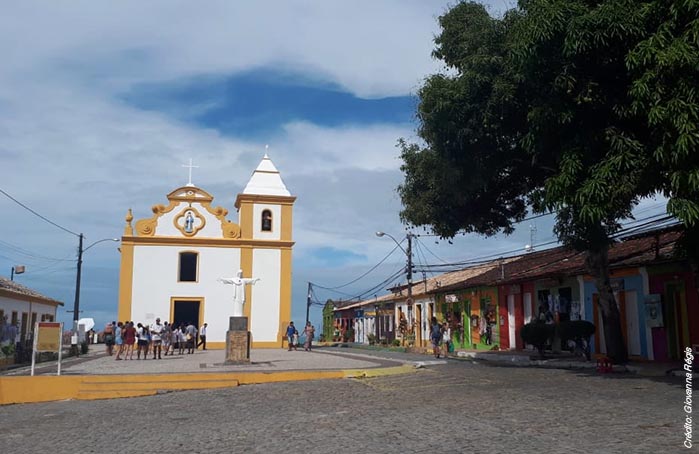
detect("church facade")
[117,155,295,348]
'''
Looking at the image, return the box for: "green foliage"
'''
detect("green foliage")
[399,0,699,244]
[392,339,401,347]
[1,343,15,358]
[367,333,377,345]
[399,0,699,364]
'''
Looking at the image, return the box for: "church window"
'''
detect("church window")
[179,252,198,282]
[261,210,273,232]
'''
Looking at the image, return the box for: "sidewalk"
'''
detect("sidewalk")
[0,346,417,405]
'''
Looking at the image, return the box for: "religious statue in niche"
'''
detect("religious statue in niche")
[174,206,205,236]
[217,270,261,317]
[184,211,195,233]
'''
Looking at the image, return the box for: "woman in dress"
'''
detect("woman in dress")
[123,321,137,360]
[114,321,124,360]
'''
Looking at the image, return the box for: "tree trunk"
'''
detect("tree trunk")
[586,244,629,364]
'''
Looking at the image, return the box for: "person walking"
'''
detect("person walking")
[150,318,164,359]
[441,322,451,358]
[286,322,298,351]
[197,323,208,350]
[303,322,315,351]
[161,321,172,356]
[185,322,197,354]
[103,322,115,356]
[430,317,442,359]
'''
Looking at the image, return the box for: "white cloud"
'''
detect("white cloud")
[0,0,664,332]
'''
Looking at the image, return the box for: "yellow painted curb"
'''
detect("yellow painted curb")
[0,365,416,405]
[343,364,416,379]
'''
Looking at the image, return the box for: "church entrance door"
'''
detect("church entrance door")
[172,300,201,330]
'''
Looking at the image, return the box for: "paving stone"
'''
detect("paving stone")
[0,348,685,453]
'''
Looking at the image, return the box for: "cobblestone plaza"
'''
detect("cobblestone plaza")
[0,349,685,453]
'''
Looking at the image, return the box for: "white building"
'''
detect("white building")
[0,276,64,344]
[117,154,295,348]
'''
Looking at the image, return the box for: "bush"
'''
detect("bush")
[520,322,555,357]
[345,329,354,342]
[392,339,401,347]
[367,333,376,345]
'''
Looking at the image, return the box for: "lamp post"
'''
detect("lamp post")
[10,265,25,281]
[72,235,119,346]
[376,231,414,340]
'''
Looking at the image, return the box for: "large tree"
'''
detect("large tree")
[398,0,699,363]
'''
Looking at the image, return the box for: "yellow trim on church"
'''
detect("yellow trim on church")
[118,162,295,348]
[117,241,134,322]
[168,296,205,329]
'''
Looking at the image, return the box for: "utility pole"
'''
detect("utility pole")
[72,233,84,351]
[305,282,311,327]
[406,232,414,337]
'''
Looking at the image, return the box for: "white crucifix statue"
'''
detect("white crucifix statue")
[218,270,261,317]
[182,158,199,187]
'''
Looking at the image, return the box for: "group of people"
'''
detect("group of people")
[429,317,452,359]
[103,318,208,360]
[285,321,315,351]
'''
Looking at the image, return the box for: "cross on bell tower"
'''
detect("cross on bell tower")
[182,158,199,187]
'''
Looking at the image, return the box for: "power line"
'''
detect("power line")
[0,239,75,262]
[311,241,404,291]
[0,188,80,237]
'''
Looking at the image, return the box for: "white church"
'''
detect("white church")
[117,155,295,349]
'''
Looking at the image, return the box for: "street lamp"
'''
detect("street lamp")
[72,235,119,344]
[376,231,414,341]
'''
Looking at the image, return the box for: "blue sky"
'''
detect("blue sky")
[121,69,417,138]
[0,1,665,333]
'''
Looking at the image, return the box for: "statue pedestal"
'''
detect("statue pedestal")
[225,316,250,364]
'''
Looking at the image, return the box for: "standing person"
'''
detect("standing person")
[103,322,115,356]
[161,322,172,356]
[123,322,137,360]
[114,322,124,360]
[136,323,150,359]
[197,323,208,350]
[177,324,186,355]
[286,322,298,351]
[430,317,442,359]
[150,318,164,359]
[442,322,452,358]
[303,322,315,351]
[185,322,197,354]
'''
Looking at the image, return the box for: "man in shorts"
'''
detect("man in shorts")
[150,318,164,359]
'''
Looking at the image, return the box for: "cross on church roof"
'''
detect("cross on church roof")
[182,158,199,187]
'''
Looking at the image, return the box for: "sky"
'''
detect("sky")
[0,1,666,332]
